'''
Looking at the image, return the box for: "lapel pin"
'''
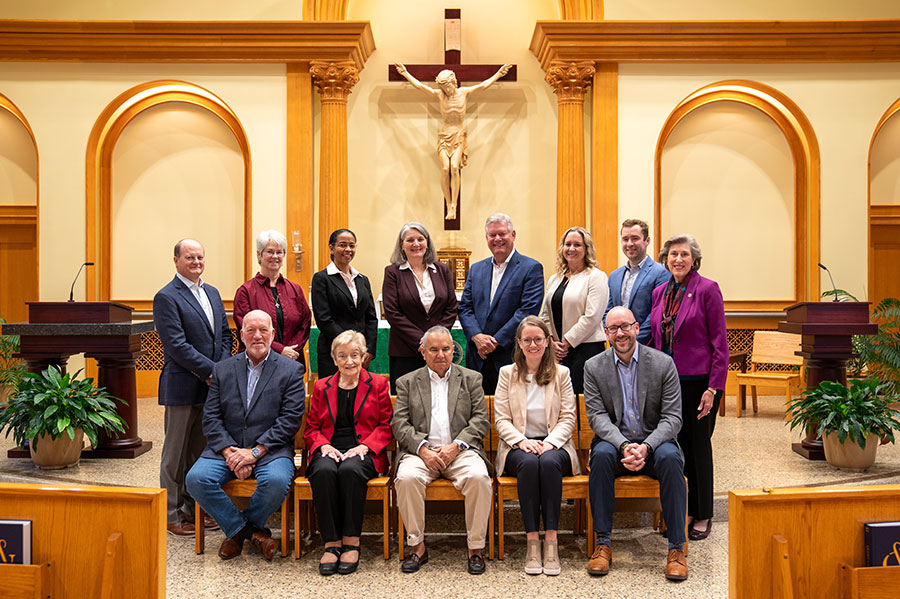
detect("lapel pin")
[687,293,692,298]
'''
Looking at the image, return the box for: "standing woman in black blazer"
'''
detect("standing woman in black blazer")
[311,229,378,379]
[382,222,458,393]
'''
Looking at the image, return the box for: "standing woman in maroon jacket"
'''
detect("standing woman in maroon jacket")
[234,230,312,368]
[382,222,459,394]
[649,233,729,542]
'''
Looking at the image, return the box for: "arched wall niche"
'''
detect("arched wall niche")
[654,80,821,311]
[867,98,900,305]
[85,80,252,308]
[0,92,40,323]
[314,0,589,20]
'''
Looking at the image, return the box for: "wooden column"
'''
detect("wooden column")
[310,60,358,270]
[592,63,619,273]
[546,60,595,241]
[286,64,315,292]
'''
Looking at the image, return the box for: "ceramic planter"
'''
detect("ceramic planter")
[822,431,878,470]
[29,429,84,469]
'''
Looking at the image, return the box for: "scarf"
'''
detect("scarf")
[661,271,691,354]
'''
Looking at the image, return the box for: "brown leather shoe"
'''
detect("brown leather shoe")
[218,536,244,560]
[166,521,196,536]
[202,515,220,530]
[666,548,688,581]
[587,545,611,576]
[250,531,278,561]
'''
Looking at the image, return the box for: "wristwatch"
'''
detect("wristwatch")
[250,447,261,459]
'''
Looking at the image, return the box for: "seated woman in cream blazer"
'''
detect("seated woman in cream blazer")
[494,316,581,577]
[539,226,609,394]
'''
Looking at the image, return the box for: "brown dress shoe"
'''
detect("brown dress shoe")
[218,536,244,560]
[166,521,196,536]
[666,548,688,581]
[587,545,611,576]
[202,515,220,530]
[250,531,278,561]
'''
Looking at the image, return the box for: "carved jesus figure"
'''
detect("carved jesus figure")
[395,63,512,220]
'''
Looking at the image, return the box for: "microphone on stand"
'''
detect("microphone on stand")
[817,262,839,302]
[68,262,94,303]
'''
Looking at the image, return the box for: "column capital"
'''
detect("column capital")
[310,60,359,102]
[546,60,596,102]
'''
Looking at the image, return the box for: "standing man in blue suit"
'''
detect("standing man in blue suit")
[604,219,669,345]
[154,238,232,536]
[459,213,544,394]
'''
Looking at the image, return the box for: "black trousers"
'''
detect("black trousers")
[480,354,500,395]
[678,377,722,521]
[389,355,425,395]
[306,452,377,542]
[561,341,606,395]
[504,447,572,532]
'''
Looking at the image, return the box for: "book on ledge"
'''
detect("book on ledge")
[0,519,32,565]
[864,521,900,567]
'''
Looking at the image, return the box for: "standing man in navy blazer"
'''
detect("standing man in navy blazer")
[154,238,232,536]
[604,219,669,345]
[458,213,544,394]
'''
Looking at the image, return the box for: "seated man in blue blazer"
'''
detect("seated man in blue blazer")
[603,219,669,345]
[458,213,544,394]
[186,310,305,561]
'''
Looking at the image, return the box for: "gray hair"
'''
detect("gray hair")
[658,233,703,272]
[484,213,514,235]
[419,325,452,349]
[256,230,287,255]
[331,330,366,359]
[390,222,437,266]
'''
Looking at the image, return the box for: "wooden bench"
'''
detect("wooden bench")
[732,331,803,418]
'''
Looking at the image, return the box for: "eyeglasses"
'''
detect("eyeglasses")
[605,322,637,334]
[519,337,546,346]
[262,249,285,257]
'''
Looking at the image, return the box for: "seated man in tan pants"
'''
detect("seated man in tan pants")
[391,326,492,575]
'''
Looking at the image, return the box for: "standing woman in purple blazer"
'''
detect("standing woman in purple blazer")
[382,222,458,394]
[649,233,728,542]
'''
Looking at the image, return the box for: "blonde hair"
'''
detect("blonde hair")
[555,226,597,275]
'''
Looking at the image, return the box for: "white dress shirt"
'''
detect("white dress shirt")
[490,248,516,305]
[326,261,361,306]
[416,366,469,452]
[175,272,214,330]
[399,261,437,313]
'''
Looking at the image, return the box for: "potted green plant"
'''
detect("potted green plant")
[0,317,25,404]
[0,365,127,469]
[787,378,900,470]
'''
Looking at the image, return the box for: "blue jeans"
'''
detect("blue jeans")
[186,456,294,539]
[588,440,686,548]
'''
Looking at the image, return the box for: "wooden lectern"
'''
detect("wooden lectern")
[778,301,877,460]
[3,301,155,459]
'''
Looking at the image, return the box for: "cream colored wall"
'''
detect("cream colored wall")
[661,102,794,301]
[618,63,900,302]
[0,0,301,20]
[344,0,560,297]
[111,103,244,301]
[605,0,900,19]
[0,63,286,304]
[871,113,900,206]
[0,110,36,205]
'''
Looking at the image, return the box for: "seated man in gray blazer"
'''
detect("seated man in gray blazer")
[186,310,305,561]
[584,306,688,581]
[391,326,492,576]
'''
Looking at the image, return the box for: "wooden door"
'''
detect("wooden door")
[0,215,38,323]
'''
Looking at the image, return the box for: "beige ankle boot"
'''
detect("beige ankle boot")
[543,537,561,576]
[524,538,542,575]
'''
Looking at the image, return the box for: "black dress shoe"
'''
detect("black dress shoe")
[467,552,486,575]
[318,546,343,576]
[337,545,360,575]
[688,519,712,541]
[401,550,429,573]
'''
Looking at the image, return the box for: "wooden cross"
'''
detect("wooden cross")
[389,8,517,230]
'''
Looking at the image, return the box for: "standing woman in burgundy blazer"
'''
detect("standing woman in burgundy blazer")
[233,230,312,368]
[649,233,728,542]
[382,222,458,394]
[304,330,393,575]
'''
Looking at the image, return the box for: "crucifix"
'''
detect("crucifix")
[390,8,516,231]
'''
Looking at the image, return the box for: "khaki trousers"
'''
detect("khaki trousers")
[394,450,492,549]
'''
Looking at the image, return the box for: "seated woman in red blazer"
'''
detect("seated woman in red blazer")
[304,330,393,576]
[649,233,728,542]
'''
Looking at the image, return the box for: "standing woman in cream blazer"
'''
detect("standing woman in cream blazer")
[494,316,580,576]
[539,226,609,393]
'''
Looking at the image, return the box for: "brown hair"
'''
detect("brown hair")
[621,219,649,240]
[512,316,557,386]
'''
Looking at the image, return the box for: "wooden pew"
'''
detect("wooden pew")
[0,482,165,599]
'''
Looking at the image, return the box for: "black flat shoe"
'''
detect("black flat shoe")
[318,546,343,576]
[338,545,360,575]
[401,550,429,573]
[688,519,712,541]
[467,552,486,575]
